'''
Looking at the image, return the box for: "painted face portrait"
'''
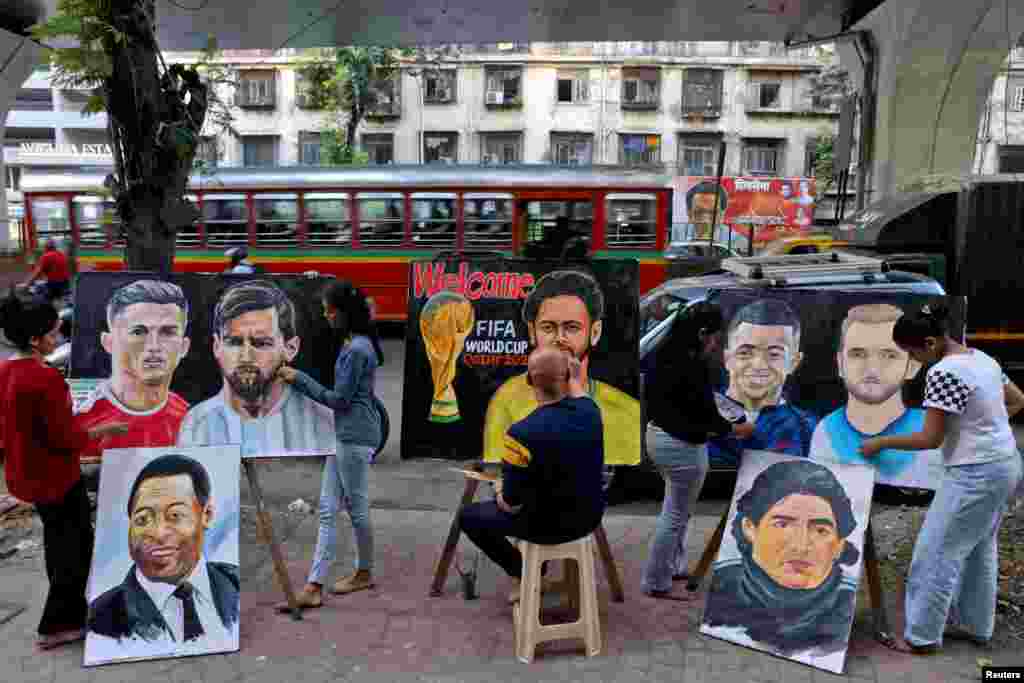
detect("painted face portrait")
[690,192,721,233]
[528,294,602,361]
[214,308,299,404]
[725,322,801,405]
[128,473,211,584]
[742,492,846,590]
[839,319,915,405]
[103,302,190,388]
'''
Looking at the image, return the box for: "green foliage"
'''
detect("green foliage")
[30,0,120,90]
[319,129,369,166]
[813,135,837,192]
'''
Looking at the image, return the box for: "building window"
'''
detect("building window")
[14,89,53,111]
[743,140,783,175]
[550,133,594,165]
[621,67,660,109]
[481,133,522,164]
[424,71,456,104]
[242,135,278,167]
[5,166,20,191]
[998,145,1024,173]
[681,69,723,116]
[620,134,661,166]
[424,132,458,164]
[485,67,522,106]
[362,133,394,164]
[237,71,276,108]
[367,76,401,117]
[804,137,819,177]
[749,81,782,109]
[1012,84,1024,112]
[197,137,220,167]
[298,132,321,166]
[556,70,589,104]
[678,136,720,176]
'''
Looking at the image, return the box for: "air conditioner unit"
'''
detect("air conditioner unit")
[486,91,504,105]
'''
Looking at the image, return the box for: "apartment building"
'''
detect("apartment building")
[175,41,839,178]
[974,44,1024,174]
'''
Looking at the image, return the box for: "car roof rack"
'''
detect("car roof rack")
[720,251,889,286]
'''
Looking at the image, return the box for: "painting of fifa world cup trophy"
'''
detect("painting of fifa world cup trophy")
[420,290,475,423]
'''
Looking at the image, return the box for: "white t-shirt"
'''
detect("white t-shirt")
[923,349,1016,466]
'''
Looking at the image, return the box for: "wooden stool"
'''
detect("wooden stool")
[512,535,602,663]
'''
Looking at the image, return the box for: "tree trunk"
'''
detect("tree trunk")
[106,0,205,273]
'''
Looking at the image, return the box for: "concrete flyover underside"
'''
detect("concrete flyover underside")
[845,0,1024,200]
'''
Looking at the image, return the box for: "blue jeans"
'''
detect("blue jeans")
[308,443,375,584]
[641,427,709,594]
[904,454,1023,646]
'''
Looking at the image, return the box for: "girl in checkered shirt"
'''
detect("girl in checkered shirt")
[860,304,1024,655]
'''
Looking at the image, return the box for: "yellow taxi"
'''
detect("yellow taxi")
[760,234,848,255]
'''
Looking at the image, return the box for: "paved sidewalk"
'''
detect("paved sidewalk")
[0,459,1018,683]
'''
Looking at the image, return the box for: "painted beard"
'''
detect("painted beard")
[846,377,903,405]
[227,361,282,404]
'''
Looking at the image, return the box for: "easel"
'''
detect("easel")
[685,511,892,640]
[430,462,626,603]
[243,459,305,621]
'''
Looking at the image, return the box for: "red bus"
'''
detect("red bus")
[20,165,674,321]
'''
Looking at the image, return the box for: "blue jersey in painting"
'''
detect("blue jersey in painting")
[707,393,818,469]
[816,406,925,479]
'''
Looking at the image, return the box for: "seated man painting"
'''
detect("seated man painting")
[458,347,605,601]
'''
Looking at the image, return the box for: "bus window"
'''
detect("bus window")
[203,194,248,247]
[411,193,456,248]
[464,193,513,248]
[305,193,351,248]
[359,194,404,247]
[522,200,592,254]
[30,198,70,250]
[73,196,117,248]
[254,193,298,248]
[606,193,657,248]
[177,195,201,248]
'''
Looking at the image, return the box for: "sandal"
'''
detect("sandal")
[944,626,991,648]
[644,588,694,602]
[275,587,323,612]
[877,632,939,655]
[36,628,85,651]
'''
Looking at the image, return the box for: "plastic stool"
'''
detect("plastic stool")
[512,535,602,663]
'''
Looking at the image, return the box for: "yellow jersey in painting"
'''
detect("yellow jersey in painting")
[482,372,641,466]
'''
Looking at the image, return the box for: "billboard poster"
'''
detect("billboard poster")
[704,288,965,490]
[671,176,817,246]
[400,257,641,465]
[70,271,341,459]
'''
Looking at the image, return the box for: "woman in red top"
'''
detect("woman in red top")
[0,294,125,650]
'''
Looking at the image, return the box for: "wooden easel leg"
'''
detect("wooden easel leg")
[687,510,728,592]
[593,523,625,603]
[862,521,893,641]
[243,460,302,621]
[430,467,482,597]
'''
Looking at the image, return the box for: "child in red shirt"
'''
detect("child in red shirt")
[0,295,125,650]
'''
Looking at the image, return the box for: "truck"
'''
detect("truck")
[833,175,1024,385]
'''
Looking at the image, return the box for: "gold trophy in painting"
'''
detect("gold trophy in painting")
[420,291,475,423]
